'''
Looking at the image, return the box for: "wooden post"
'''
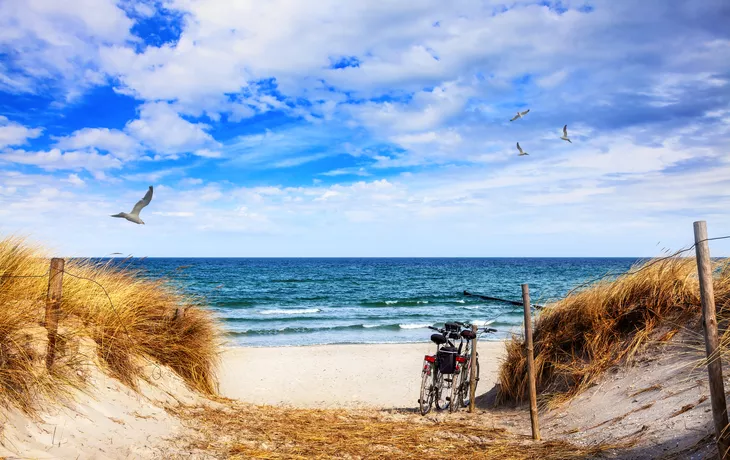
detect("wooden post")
[45,258,64,369]
[522,283,541,440]
[694,221,730,459]
[468,324,478,413]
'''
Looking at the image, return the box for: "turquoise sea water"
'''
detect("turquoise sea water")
[102,258,639,346]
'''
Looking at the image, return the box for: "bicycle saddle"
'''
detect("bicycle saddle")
[430,333,447,345]
[460,330,476,340]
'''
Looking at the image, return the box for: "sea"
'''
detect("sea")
[101,258,639,347]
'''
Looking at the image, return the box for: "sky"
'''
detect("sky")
[0,0,729,257]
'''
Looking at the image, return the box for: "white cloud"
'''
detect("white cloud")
[64,173,85,187]
[193,149,222,158]
[0,0,132,98]
[125,101,220,155]
[54,127,139,160]
[0,148,122,172]
[0,116,43,148]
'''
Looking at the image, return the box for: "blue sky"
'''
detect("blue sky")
[1,0,729,257]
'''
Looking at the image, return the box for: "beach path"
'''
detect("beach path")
[218,342,506,409]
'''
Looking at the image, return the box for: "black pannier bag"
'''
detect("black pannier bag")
[437,346,457,374]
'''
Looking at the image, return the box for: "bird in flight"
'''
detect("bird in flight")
[516,142,529,156]
[510,109,530,121]
[561,125,572,143]
[111,186,153,225]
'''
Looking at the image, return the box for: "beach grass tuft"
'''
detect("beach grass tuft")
[0,236,221,412]
[497,255,730,406]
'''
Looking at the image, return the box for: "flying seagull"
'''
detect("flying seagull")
[561,125,572,143]
[111,186,153,225]
[516,142,529,156]
[510,109,530,121]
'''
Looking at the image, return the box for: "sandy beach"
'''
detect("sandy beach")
[218,341,507,409]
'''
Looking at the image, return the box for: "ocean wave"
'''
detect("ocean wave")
[463,306,480,310]
[271,278,319,283]
[227,322,437,336]
[471,319,495,327]
[259,308,322,315]
[456,300,466,304]
[361,300,434,307]
[399,323,431,329]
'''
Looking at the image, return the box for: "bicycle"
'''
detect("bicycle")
[418,322,465,415]
[449,322,498,412]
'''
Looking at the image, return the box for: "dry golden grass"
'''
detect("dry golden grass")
[497,256,730,407]
[169,401,615,459]
[0,236,221,412]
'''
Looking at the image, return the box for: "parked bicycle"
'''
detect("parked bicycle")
[418,321,497,415]
[449,321,498,412]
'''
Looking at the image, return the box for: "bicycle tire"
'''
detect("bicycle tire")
[461,356,480,407]
[434,370,451,411]
[449,363,462,413]
[418,361,435,415]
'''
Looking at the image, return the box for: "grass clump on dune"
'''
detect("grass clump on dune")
[498,256,730,406]
[0,236,220,412]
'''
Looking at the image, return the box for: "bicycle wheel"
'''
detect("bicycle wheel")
[449,363,462,413]
[461,356,480,407]
[434,370,451,411]
[419,361,435,415]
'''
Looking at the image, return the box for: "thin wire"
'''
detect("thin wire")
[565,235,730,298]
[0,269,51,279]
[463,290,544,309]
[466,234,730,332]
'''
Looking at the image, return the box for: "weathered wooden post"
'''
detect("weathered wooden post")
[694,221,730,459]
[468,324,478,413]
[45,258,64,369]
[522,283,541,440]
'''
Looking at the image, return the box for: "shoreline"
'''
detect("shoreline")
[217,341,507,409]
[220,338,510,349]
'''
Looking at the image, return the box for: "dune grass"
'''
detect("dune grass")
[0,236,220,412]
[497,256,730,407]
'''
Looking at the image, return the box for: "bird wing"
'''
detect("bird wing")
[130,186,153,216]
[521,109,530,116]
[516,142,523,154]
[510,114,518,121]
[563,125,568,136]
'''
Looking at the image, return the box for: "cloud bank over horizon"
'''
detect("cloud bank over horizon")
[1,0,729,257]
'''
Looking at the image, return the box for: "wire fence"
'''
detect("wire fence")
[460,234,730,332]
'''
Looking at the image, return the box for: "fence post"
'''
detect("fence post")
[522,283,541,440]
[694,221,730,459]
[468,324,478,413]
[45,258,64,369]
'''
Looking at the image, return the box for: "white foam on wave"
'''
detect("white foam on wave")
[399,323,430,329]
[456,300,466,304]
[259,308,322,315]
[464,306,480,310]
[362,324,380,328]
[385,300,398,305]
[417,300,429,304]
[470,319,495,327]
